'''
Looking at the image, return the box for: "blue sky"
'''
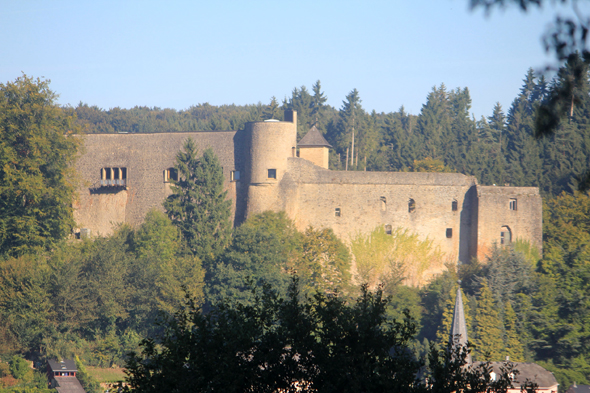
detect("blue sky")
[0,1,577,120]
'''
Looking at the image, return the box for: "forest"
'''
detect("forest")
[0,54,589,392]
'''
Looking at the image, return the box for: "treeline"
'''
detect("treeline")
[76,56,590,196]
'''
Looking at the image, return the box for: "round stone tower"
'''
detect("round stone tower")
[244,110,297,218]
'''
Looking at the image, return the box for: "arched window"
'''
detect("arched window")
[500,226,512,245]
[385,224,392,235]
[408,198,416,213]
[380,196,387,212]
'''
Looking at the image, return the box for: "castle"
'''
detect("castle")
[74,110,542,266]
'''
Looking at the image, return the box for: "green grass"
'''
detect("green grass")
[86,367,126,383]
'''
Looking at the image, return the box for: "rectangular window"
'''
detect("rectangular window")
[164,168,178,183]
[446,228,453,238]
[509,198,517,211]
[230,170,240,181]
[268,169,277,179]
[452,200,458,211]
[335,208,341,217]
[101,167,127,187]
[385,224,392,235]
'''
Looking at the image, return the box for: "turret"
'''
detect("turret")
[243,110,297,218]
[298,125,331,169]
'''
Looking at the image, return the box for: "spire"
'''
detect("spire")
[449,281,471,364]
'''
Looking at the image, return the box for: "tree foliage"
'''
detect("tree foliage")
[125,278,526,393]
[164,138,232,263]
[0,75,80,257]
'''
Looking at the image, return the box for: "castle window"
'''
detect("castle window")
[385,224,392,235]
[335,208,341,217]
[446,228,453,238]
[230,170,240,181]
[452,200,458,211]
[509,198,517,211]
[101,167,127,187]
[408,198,416,213]
[500,226,512,245]
[380,196,387,212]
[268,169,277,179]
[164,167,178,183]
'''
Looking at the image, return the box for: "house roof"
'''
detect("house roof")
[48,359,77,373]
[298,125,331,148]
[473,362,558,388]
[54,376,86,393]
[568,384,590,393]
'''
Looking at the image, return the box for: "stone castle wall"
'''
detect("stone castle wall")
[280,159,478,261]
[74,131,243,235]
[74,112,543,266]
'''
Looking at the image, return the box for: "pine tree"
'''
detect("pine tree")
[416,84,451,161]
[164,138,232,264]
[503,301,525,362]
[326,89,368,171]
[473,281,505,361]
[504,69,543,188]
[311,80,328,129]
[262,96,281,121]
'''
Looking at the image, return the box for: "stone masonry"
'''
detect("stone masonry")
[74,110,543,264]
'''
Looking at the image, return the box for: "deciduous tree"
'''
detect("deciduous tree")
[0,75,80,257]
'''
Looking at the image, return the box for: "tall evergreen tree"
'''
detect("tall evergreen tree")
[163,138,232,264]
[311,80,328,129]
[504,69,544,188]
[473,281,505,361]
[503,301,525,362]
[416,84,452,160]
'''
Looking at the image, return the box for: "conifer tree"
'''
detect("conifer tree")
[503,300,525,362]
[164,138,232,264]
[416,84,452,161]
[473,281,505,361]
[262,96,282,121]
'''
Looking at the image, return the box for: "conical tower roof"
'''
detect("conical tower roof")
[450,283,471,363]
[298,125,332,148]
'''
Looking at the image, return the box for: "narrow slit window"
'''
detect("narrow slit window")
[408,198,416,213]
[335,208,341,217]
[452,200,458,211]
[380,196,387,212]
[385,224,392,235]
[446,228,453,238]
[509,198,517,211]
[268,169,277,179]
